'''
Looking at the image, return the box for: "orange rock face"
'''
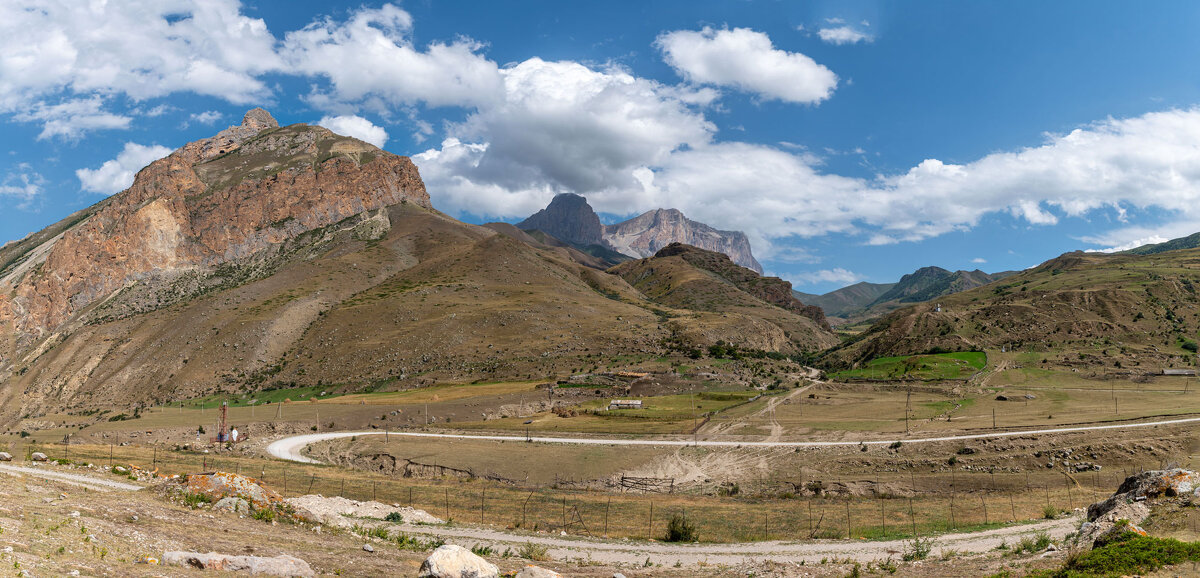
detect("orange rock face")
[0,109,429,347]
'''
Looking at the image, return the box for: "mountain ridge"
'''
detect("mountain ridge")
[517,193,764,273]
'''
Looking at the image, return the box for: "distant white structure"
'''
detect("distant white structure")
[608,400,643,410]
[935,303,942,313]
[1163,369,1197,376]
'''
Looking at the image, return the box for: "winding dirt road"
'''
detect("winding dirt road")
[266,414,1200,463]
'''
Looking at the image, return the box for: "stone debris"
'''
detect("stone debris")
[418,544,499,578]
[162,551,314,576]
[286,494,443,528]
[0,452,11,461]
[516,565,563,578]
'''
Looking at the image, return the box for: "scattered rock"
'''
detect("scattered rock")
[162,551,314,576]
[0,452,11,461]
[418,544,499,578]
[113,466,129,475]
[363,544,374,553]
[213,497,251,514]
[516,566,562,578]
[30,452,47,462]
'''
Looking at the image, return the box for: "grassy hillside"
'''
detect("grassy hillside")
[611,244,838,353]
[827,249,1200,373]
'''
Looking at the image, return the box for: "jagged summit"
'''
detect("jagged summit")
[517,193,605,247]
[242,107,278,131]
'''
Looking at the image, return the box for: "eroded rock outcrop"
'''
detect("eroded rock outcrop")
[0,109,429,351]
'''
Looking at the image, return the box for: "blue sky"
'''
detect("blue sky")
[3,1,1200,294]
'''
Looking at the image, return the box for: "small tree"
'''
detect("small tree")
[663,513,698,542]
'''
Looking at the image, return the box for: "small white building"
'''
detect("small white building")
[1163,369,1198,376]
[608,399,643,410]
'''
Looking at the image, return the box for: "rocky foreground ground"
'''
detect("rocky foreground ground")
[3,456,1200,577]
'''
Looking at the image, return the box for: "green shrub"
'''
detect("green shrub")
[902,536,934,561]
[518,542,549,561]
[1029,533,1200,577]
[663,513,698,542]
[1042,506,1058,520]
[384,511,404,523]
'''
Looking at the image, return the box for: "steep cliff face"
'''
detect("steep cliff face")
[0,109,429,352]
[604,209,763,274]
[516,193,605,247]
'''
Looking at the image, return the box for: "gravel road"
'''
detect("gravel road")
[266,415,1200,463]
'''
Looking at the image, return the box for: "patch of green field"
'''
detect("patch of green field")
[576,391,758,421]
[179,384,334,409]
[831,351,986,381]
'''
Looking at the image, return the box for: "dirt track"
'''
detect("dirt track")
[0,463,144,491]
[391,513,1079,566]
[266,414,1200,463]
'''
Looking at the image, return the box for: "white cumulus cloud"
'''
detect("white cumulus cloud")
[0,0,281,115]
[0,165,45,210]
[414,58,715,218]
[189,110,223,125]
[76,142,172,195]
[817,26,873,45]
[15,97,131,140]
[790,268,864,287]
[282,4,503,111]
[656,27,838,104]
[317,115,389,148]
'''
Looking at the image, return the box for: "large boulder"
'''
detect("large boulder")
[418,544,499,578]
[162,551,314,577]
[0,452,11,461]
[213,497,251,514]
[30,452,47,462]
[1080,468,1198,547]
[181,472,282,510]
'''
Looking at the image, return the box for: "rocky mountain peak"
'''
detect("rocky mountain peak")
[241,107,278,131]
[604,208,763,274]
[517,193,605,247]
[0,108,428,349]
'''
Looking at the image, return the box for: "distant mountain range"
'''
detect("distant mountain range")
[796,266,1015,326]
[516,193,763,273]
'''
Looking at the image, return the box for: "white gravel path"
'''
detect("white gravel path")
[0,463,144,492]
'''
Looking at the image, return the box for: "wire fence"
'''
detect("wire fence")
[2,438,1148,544]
